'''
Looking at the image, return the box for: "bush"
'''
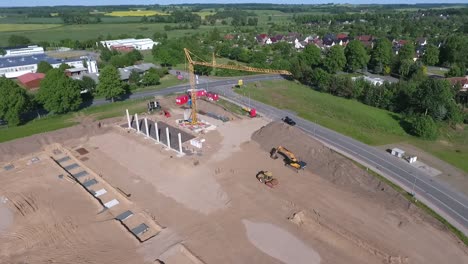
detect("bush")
[408,115,439,140]
[464,112,468,124]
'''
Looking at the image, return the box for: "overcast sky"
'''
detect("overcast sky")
[0,0,466,7]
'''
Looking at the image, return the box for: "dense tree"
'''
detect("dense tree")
[398,43,415,61]
[408,115,439,140]
[370,38,393,73]
[128,70,141,85]
[439,35,468,67]
[412,79,460,123]
[58,63,72,71]
[0,77,29,126]
[345,40,369,72]
[398,59,414,79]
[36,61,53,74]
[300,44,321,67]
[37,69,82,114]
[423,45,439,66]
[142,68,160,86]
[97,65,125,102]
[8,35,31,47]
[323,45,346,73]
[0,48,5,56]
[445,64,466,77]
[311,68,331,92]
[79,76,96,93]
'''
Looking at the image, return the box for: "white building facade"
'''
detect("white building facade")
[99,38,159,51]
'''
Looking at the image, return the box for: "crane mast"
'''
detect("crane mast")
[183,48,292,124]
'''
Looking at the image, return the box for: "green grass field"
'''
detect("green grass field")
[0,23,235,46]
[105,10,167,17]
[0,98,149,143]
[0,114,76,143]
[0,23,62,32]
[236,80,468,173]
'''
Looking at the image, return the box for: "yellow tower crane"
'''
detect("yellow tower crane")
[183,48,292,124]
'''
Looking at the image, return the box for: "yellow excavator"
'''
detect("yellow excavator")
[270,146,307,171]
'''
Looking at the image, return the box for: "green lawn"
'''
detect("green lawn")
[132,74,188,93]
[0,114,76,143]
[0,98,149,143]
[236,80,468,173]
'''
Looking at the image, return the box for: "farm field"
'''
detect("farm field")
[105,10,167,17]
[0,23,235,46]
[236,80,468,174]
[0,23,62,32]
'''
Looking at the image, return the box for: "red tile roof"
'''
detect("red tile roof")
[336,33,348,40]
[17,73,45,84]
[356,35,372,41]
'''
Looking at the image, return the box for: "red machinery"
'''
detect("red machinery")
[206,92,219,101]
[176,95,189,105]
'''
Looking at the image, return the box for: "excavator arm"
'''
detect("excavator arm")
[270,146,307,171]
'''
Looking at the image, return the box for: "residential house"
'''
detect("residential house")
[356,35,374,48]
[446,76,468,92]
[294,39,305,49]
[224,34,235,41]
[303,35,318,44]
[336,33,350,46]
[416,37,427,46]
[322,33,336,48]
[285,32,302,43]
[255,34,269,45]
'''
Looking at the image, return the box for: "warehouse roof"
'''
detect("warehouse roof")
[0,54,81,69]
[17,72,45,84]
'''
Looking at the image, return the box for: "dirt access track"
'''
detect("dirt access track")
[0,101,467,263]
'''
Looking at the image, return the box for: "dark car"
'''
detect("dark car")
[282,116,296,126]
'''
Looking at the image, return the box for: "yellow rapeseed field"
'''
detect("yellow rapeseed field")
[0,24,62,32]
[105,10,167,17]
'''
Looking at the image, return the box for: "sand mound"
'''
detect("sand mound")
[252,122,384,193]
[251,122,444,227]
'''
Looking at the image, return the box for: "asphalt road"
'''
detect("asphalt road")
[90,74,468,234]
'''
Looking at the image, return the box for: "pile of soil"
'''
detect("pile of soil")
[251,122,443,228]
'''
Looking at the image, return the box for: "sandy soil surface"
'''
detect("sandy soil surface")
[378,143,468,197]
[1,105,467,264]
[0,153,142,264]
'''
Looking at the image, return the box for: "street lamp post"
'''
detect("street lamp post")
[411,173,418,197]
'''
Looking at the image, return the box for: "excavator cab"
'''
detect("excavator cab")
[270,146,307,171]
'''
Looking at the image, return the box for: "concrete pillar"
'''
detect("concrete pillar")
[166,127,171,149]
[155,121,160,142]
[145,118,149,138]
[178,133,183,154]
[135,113,140,133]
[126,109,131,129]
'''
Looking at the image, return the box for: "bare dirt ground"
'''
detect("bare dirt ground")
[378,143,468,197]
[1,98,467,264]
[0,152,142,264]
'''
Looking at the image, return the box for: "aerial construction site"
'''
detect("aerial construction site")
[1,86,467,264]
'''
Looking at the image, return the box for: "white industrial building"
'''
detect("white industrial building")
[99,38,159,51]
[0,45,44,58]
[0,46,98,78]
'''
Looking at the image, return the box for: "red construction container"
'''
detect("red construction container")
[250,108,257,117]
[176,95,189,105]
[187,89,207,97]
[206,92,219,101]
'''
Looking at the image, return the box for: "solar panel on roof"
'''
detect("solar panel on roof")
[131,223,149,236]
[64,163,79,171]
[56,156,70,163]
[83,179,98,188]
[115,210,133,221]
[73,171,88,178]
